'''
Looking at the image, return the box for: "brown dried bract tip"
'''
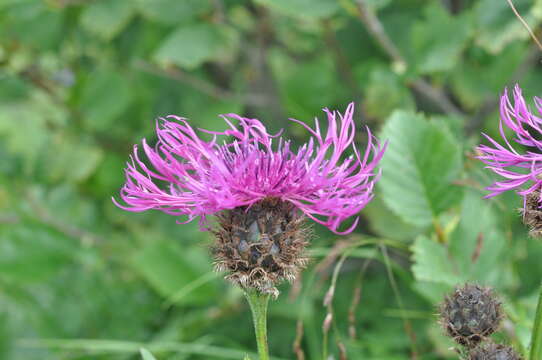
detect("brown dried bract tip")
[439,283,503,348]
[522,190,542,238]
[468,342,522,360]
[212,198,310,298]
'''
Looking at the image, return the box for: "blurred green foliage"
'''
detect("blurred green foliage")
[1,0,542,359]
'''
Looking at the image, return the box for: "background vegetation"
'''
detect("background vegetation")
[1,0,542,359]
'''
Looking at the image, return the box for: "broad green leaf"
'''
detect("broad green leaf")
[136,0,211,25]
[131,240,217,304]
[379,111,463,227]
[411,281,453,304]
[153,24,226,69]
[363,67,414,119]
[410,3,472,74]
[411,236,463,286]
[140,348,157,360]
[448,190,507,284]
[364,196,423,242]
[411,190,509,302]
[79,70,134,131]
[80,0,136,40]
[254,0,339,19]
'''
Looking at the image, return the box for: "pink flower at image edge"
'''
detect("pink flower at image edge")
[477,85,542,204]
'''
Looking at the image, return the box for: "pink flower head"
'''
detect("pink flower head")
[477,85,542,202]
[114,103,386,234]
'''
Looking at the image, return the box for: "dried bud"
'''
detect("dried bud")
[439,283,503,348]
[212,198,309,297]
[522,190,542,238]
[468,342,522,360]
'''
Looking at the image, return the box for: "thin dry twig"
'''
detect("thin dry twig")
[292,319,305,360]
[322,251,351,359]
[354,0,464,117]
[348,259,371,340]
[337,340,348,360]
[506,0,542,52]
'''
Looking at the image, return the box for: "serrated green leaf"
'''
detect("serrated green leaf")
[411,236,462,286]
[364,196,423,242]
[379,111,463,227]
[448,190,507,283]
[80,0,135,40]
[153,24,225,69]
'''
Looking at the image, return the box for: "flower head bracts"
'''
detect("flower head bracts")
[114,103,386,234]
[477,85,542,201]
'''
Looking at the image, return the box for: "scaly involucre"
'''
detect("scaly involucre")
[477,85,542,202]
[115,103,386,234]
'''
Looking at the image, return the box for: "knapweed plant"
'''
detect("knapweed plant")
[439,283,522,360]
[115,103,385,359]
[477,85,542,360]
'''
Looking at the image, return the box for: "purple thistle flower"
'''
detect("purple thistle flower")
[114,103,386,235]
[477,85,542,202]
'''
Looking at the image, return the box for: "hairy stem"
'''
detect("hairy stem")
[244,290,271,360]
[530,283,542,360]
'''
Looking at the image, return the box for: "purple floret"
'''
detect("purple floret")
[114,103,386,234]
[477,85,542,201]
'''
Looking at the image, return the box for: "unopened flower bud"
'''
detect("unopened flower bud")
[213,198,309,297]
[439,283,503,348]
[468,342,522,360]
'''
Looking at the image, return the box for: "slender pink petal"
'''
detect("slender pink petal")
[477,85,542,206]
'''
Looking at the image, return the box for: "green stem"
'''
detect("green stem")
[244,289,271,360]
[530,283,542,360]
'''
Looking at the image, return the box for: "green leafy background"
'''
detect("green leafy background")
[1,0,541,359]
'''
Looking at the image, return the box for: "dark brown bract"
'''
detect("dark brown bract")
[212,198,309,297]
[522,190,542,238]
[468,342,522,360]
[439,283,503,348]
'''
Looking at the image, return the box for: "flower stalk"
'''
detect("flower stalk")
[530,283,542,360]
[244,289,271,360]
